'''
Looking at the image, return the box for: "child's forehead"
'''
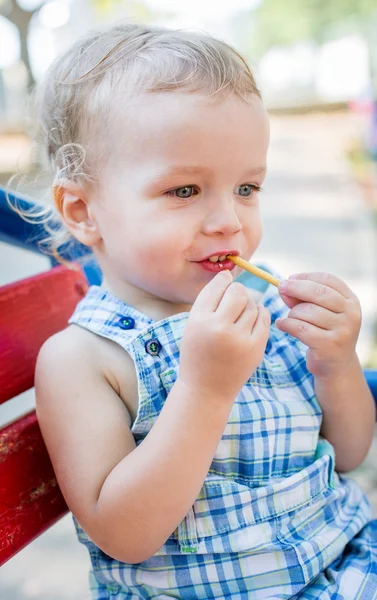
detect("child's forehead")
[116,90,265,121]
[105,91,269,157]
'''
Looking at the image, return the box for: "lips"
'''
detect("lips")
[200,250,240,262]
[194,250,240,273]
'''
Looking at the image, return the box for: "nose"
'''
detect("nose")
[201,196,242,236]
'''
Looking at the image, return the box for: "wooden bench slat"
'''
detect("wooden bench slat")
[0,411,68,565]
[0,265,88,405]
[0,264,88,565]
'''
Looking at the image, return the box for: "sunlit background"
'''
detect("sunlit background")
[0,0,376,113]
[1,1,377,196]
[1,2,377,599]
[1,0,377,171]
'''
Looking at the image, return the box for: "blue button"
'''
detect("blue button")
[117,316,135,330]
[145,339,161,356]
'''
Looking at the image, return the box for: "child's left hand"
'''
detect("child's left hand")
[276,272,361,380]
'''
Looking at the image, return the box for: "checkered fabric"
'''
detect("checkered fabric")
[68,268,377,599]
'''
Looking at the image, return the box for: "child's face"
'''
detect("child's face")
[91,91,269,311]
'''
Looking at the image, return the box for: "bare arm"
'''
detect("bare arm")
[277,272,375,473]
[95,378,233,561]
[315,354,375,472]
[36,336,232,563]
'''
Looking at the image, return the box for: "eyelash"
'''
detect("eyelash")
[165,184,263,200]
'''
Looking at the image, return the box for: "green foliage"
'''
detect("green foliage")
[91,0,152,20]
[92,0,123,14]
[250,0,377,56]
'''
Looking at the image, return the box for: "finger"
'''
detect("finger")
[193,270,233,313]
[278,278,345,313]
[287,302,340,331]
[249,305,271,345]
[216,282,249,323]
[234,289,258,324]
[235,297,258,330]
[276,316,327,347]
[287,272,353,299]
[279,292,301,310]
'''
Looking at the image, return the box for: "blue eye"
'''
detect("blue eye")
[166,186,198,199]
[236,184,261,197]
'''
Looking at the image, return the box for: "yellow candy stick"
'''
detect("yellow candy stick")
[227,256,280,288]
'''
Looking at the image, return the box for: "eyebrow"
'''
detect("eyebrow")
[150,165,267,182]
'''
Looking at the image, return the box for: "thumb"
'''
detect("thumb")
[279,291,301,309]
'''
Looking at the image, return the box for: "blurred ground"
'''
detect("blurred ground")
[1,110,377,599]
[0,133,33,175]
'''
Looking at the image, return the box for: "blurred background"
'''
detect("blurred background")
[1,1,377,598]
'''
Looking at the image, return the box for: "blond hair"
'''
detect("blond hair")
[15,22,261,262]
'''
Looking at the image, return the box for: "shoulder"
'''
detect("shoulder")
[36,323,105,376]
[36,323,137,416]
[35,326,107,419]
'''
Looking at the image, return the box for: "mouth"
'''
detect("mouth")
[195,250,240,273]
[201,250,240,262]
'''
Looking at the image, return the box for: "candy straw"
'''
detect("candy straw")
[227,256,280,288]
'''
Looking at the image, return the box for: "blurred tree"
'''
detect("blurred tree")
[92,0,123,15]
[0,0,43,88]
[92,0,153,21]
[248,0,377,92]
[0,0,152,89]
[250,0,377,55]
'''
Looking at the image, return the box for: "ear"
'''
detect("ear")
[53,180,101,247]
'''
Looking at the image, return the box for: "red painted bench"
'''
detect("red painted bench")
[0,265,88,566]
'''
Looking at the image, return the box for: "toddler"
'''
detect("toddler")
[34,22,377,599]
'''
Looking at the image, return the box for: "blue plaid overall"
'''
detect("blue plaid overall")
[68,268,377,599]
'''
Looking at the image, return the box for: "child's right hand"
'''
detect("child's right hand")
[179,270,271,403]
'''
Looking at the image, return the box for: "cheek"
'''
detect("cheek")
[244,208,263,246]
[129,218,187,267]
[255,216,263,242]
